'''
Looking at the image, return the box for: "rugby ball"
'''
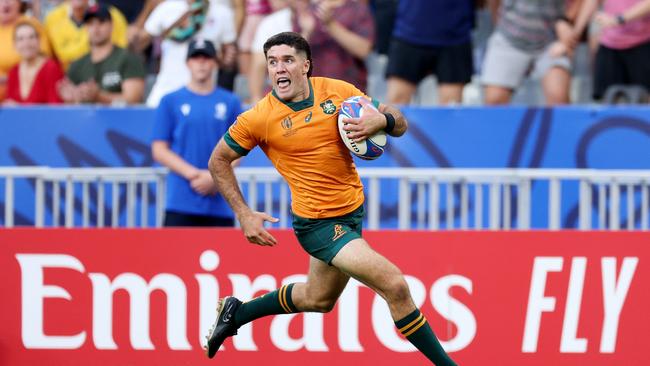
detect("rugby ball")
[337,96,387,160]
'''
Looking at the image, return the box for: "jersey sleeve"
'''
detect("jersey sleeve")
[224,109,260,156]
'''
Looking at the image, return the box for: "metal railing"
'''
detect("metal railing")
[236,168,650,231]
[1,167,649,230]
[0,167,167,228]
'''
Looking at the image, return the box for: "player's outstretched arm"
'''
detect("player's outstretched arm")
[208,138,279,246]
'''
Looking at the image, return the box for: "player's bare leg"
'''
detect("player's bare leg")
[331,238,458,366]
[290,256,351,312]
[332,239,414,318]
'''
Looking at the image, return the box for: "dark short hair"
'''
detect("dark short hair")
[263,32,313,77]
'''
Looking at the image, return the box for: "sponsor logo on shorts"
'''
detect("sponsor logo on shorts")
[332,224,347,241]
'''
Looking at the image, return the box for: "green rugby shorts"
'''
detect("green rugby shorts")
[292,204,364,264]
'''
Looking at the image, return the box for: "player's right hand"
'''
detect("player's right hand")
[239,211,279,246]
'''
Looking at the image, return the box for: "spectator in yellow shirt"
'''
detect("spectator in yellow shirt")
[44,0,127,69]
[0,0,51,101]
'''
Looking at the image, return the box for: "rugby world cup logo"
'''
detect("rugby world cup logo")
[281,116,292,130]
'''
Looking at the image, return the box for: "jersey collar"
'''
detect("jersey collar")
[272,78,314,112]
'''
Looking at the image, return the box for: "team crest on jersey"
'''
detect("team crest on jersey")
[305,111,312,123]
[320,100,336,114]
[332,224,347,241]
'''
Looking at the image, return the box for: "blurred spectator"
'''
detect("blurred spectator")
[248,0,374,102]
[152,39,242,227]
[214,0,244,91]
[45,0,128,69]
[28,0,63,20]
[0,0,51,101]
[587,0,650,101]
[295,0,374,90]
[98,0,162,51]
[386,0,475,105]
[59,4,145,104]
[143,0,237,107]
[370,0,398,55]
[248,0,288,102]
[482,0,574,105]
[5,20,63,104]
[237,0,272,79]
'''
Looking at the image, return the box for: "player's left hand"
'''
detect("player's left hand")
[190,171,218,195]
[341,98,385,142]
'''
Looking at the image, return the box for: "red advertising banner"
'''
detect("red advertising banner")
[1,229,648,365]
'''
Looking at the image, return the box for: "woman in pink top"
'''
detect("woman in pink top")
[579,0,650,100]
[5,21,63,104]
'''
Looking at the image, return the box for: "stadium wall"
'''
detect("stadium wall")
[1,106,648,228]
[2,229,648,365]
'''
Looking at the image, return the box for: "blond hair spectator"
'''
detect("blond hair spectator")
[0,0,51,101]
[5,20,64,104]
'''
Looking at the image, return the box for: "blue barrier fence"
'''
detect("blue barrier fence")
[1,106,648,227]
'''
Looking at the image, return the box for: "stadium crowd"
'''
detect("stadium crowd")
[1,0,650,106]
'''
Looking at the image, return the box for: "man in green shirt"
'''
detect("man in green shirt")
[59,4,145,105]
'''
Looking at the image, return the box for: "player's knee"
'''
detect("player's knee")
[305,297,337,313]
[384,276,411,304]
[314,298,338,313]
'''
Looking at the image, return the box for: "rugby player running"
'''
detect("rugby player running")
[206,32,458,366]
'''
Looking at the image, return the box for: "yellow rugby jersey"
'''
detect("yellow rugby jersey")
[226,77,379,219]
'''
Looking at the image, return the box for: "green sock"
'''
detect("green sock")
[395,309,458,366]
[234,283,297,327]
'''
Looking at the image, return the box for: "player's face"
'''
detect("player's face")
[266,44,310,102]
[187,55,216,83]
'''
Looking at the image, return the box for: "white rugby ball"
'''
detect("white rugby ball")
[337,96,387,160]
